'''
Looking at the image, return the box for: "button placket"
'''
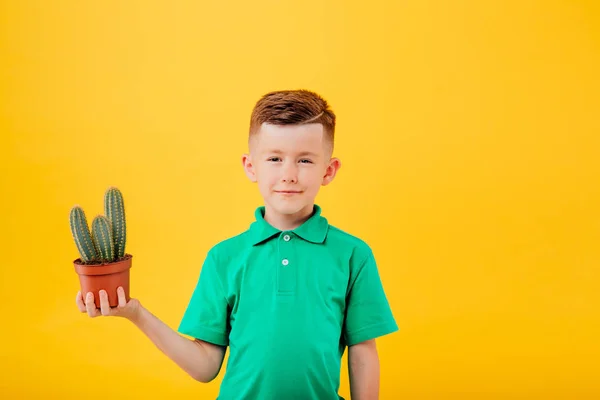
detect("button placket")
[277,232,296,294]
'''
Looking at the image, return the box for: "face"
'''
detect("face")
[242,122,341,224]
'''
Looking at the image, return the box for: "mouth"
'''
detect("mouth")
[275,190,302,194]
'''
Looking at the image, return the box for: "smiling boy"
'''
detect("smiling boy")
[77,89,398,399]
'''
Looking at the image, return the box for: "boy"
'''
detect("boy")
[76,89,398,399]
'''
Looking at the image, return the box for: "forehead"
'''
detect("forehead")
[251,123,325,153]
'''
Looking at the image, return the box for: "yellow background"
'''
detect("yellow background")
[1,0,599,398]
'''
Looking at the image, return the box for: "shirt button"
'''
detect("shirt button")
[283,234,291,241]
[282,259,289,266]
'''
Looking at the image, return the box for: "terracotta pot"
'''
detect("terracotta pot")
[74,254,133,308]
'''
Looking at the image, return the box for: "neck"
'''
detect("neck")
[263,204,314,231]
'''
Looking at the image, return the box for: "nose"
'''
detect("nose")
[281,161,298,183]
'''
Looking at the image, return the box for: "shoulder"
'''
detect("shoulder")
[196,230,253,286]
[206,229,253,262]
[326,223,374,264]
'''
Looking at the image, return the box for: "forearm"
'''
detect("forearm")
[348,341,380,400]
[130,305,224,382]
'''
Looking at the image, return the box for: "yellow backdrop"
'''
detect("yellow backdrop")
[1,0,599,399]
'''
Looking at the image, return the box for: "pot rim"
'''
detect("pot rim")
[74,254,133,276]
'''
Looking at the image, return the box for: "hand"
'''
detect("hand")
[76,286,142,322]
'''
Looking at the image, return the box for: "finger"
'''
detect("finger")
[85,292,99,317]
[117,286,126,308]
[76,291,86,312]
[99,290,112,316]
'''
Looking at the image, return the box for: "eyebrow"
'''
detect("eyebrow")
[266,149,319,157]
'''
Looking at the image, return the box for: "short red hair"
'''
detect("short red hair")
[249,89,336,150]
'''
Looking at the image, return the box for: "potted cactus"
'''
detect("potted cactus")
[70,186,132,308]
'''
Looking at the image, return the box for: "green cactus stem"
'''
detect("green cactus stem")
[69,206,98,263]
[104,187,127,259]
[91,215,115,262]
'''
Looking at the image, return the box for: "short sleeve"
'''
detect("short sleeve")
[177,250,230,346]
[343,250,399,346]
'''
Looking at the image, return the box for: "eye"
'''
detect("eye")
[299,159,313,164]
[267,157,281,162]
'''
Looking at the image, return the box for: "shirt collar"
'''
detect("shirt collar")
[249,204,329,245]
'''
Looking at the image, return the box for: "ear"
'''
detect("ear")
[322,157,341,186]
[242,153,257,182]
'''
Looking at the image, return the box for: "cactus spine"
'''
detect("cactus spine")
[70,206,98,263]
[69,186,128,265]
[104,187,126,259]
[91,215,114,261]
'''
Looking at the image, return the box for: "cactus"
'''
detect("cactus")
[104,187,126,259]
[70,206,98,263]
[69,186,128,265]
[91,215,115,262]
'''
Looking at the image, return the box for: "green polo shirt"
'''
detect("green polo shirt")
[178,204,398,400]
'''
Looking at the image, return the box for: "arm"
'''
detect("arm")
[348,339,380,400]
[131,304,227,383]
[79,288,226,383]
